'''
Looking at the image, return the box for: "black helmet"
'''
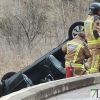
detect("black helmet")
[88,2,100,15]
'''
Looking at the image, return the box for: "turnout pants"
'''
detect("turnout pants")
[86,49,100,73]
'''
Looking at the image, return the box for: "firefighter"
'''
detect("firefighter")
[84,2,100,73]
[62,32,91,75]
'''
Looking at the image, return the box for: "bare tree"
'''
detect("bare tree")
[0,0,47,50]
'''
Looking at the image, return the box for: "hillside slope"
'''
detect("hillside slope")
[0,0,93,79]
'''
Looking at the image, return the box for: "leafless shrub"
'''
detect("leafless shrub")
[0,0,47,50]
[0,0,47,78]
[0,0,94,78]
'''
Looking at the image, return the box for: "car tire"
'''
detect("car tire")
[68,21,84,40]
[1,72,16,82]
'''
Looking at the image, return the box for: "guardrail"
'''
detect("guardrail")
[0,73,100,100]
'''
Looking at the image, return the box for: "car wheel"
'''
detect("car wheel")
[68,21,84,40]
[1,72,16,82]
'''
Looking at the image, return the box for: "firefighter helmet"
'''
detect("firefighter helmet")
[88,2,100,15]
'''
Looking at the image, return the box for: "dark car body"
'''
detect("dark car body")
[0,38,70,97]
[0,21,84,97]
[21,38,69,81]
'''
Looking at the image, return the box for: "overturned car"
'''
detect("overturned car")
[0,21,84,97]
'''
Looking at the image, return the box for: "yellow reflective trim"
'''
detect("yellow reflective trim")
[65,61,84,68]
[66,43,69,54]
[73,46,80,63]
[88,68,98,73]
[88,55,99,73]
[97,37,100,41]
[88,55,100,73]
[94,55,99,68]
[67,42,84,63]
[84,20,95,39]
[88,40,100,44]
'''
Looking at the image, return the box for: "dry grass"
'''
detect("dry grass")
[0,0,93,79]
